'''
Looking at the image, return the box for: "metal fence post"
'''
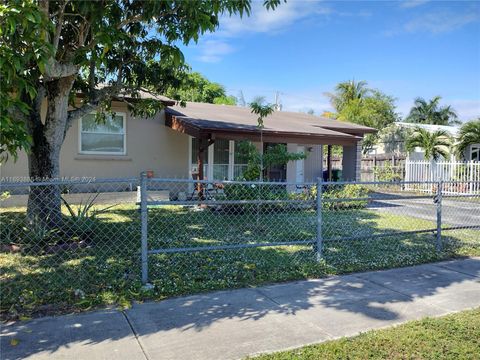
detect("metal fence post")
[140,172,149,285]
[436,180,443,253]
[316,177,323,261]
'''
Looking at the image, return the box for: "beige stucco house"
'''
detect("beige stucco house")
[1,98,375,183]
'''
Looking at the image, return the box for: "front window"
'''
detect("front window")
[80,113,126,155]
[472,145,480,161]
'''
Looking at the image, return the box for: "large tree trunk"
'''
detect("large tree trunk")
[27,76,75,227]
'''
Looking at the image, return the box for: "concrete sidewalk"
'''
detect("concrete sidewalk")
[2,258,480,360]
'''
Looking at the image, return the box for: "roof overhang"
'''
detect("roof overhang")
[165,103,376,146]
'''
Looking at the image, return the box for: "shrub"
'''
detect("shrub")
[374,161,402,182]
[61,194,115,242]
[323,184,370,210]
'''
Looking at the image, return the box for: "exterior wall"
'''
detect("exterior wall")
[0,101,189,180]
[342,140,362,181]
[304,145,323,182]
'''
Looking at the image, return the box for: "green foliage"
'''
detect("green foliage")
[0,1,53,161]
[326,80,398,154]
[338,91,399,154]
[377,124,411,155]
[213,95,237,105]
[322,184,370,210]
[326,80,370,113]
[250,101,275,128]
[21,215,59,250]
[455,119,480,160]
[1,0,282,162]
[406,96,460,126]
[61,194,116,236]
[254,308,480,360]
[290,184,370,209]
[406,127,452,161]
[224,183,288,201]
[374,161,403,182]
[166,71,237,105]
[236,141,306,181]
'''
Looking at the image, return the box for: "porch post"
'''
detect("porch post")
[327,145,332,181]
[197,138,206,199]
[228,140,235,180]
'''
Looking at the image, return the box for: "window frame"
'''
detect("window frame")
[471,145,480,161]
[78,112,127,155]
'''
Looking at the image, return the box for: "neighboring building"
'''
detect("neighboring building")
[371,122,480,162]
[1,98,376,183]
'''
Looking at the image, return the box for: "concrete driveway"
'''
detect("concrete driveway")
[2,257,480,360]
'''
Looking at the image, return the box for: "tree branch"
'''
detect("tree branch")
[66,84,123,130]
[52,1,67,52]
[117,14,144,29]
[44,58,79,80]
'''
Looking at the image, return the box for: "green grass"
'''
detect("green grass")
[1,203,479,320]
[250,308,480,360]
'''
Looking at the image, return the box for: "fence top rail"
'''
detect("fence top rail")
[0,177,138,187]
[1,177,479,189]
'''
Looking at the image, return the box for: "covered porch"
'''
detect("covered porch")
[165,102,376,183]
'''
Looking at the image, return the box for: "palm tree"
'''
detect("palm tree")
[406,127,452,182]
[326,79,370,112]
[456,120,480,160]
[406,127,452,161]
[406,96,460,125]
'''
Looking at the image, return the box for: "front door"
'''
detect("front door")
[296,146,305,183]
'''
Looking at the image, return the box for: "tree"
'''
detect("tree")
[326,79,370,113]
[1,0,281,224]
[335,89,399,154]
[406,96,460,126]
[377,124,411,156]
[406,127,451,161]
[456,119,480,160]
[166,71,236,105]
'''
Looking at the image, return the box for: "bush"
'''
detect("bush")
[221,183,289,213]
[374,161,402,182]
[323,184,370,210]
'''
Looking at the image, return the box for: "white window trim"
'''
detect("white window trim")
[79,112,127,155]
[471,145,480,161]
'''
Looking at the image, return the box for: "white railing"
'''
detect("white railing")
[405,160,480,194]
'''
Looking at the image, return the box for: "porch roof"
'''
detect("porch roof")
[165,102,376,146]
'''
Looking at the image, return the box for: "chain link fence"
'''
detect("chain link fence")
[1,177,479,319]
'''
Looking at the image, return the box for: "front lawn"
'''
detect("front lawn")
[1,203,479,319]
[251,308,480,360]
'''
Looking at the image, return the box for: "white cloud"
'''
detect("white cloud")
[449,99,480,121]
[404,11,479,34]
[195,1,370,62]
[399,0,429,9]
[385,10,479,36]
[196,40,236,63]
[218,1,332,37]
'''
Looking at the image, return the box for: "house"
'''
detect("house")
[371,122,480,162]
[0,96,376,184]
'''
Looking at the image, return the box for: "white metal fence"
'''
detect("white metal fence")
[405,160,480,194]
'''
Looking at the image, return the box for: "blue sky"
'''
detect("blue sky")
[179,0,480,121]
